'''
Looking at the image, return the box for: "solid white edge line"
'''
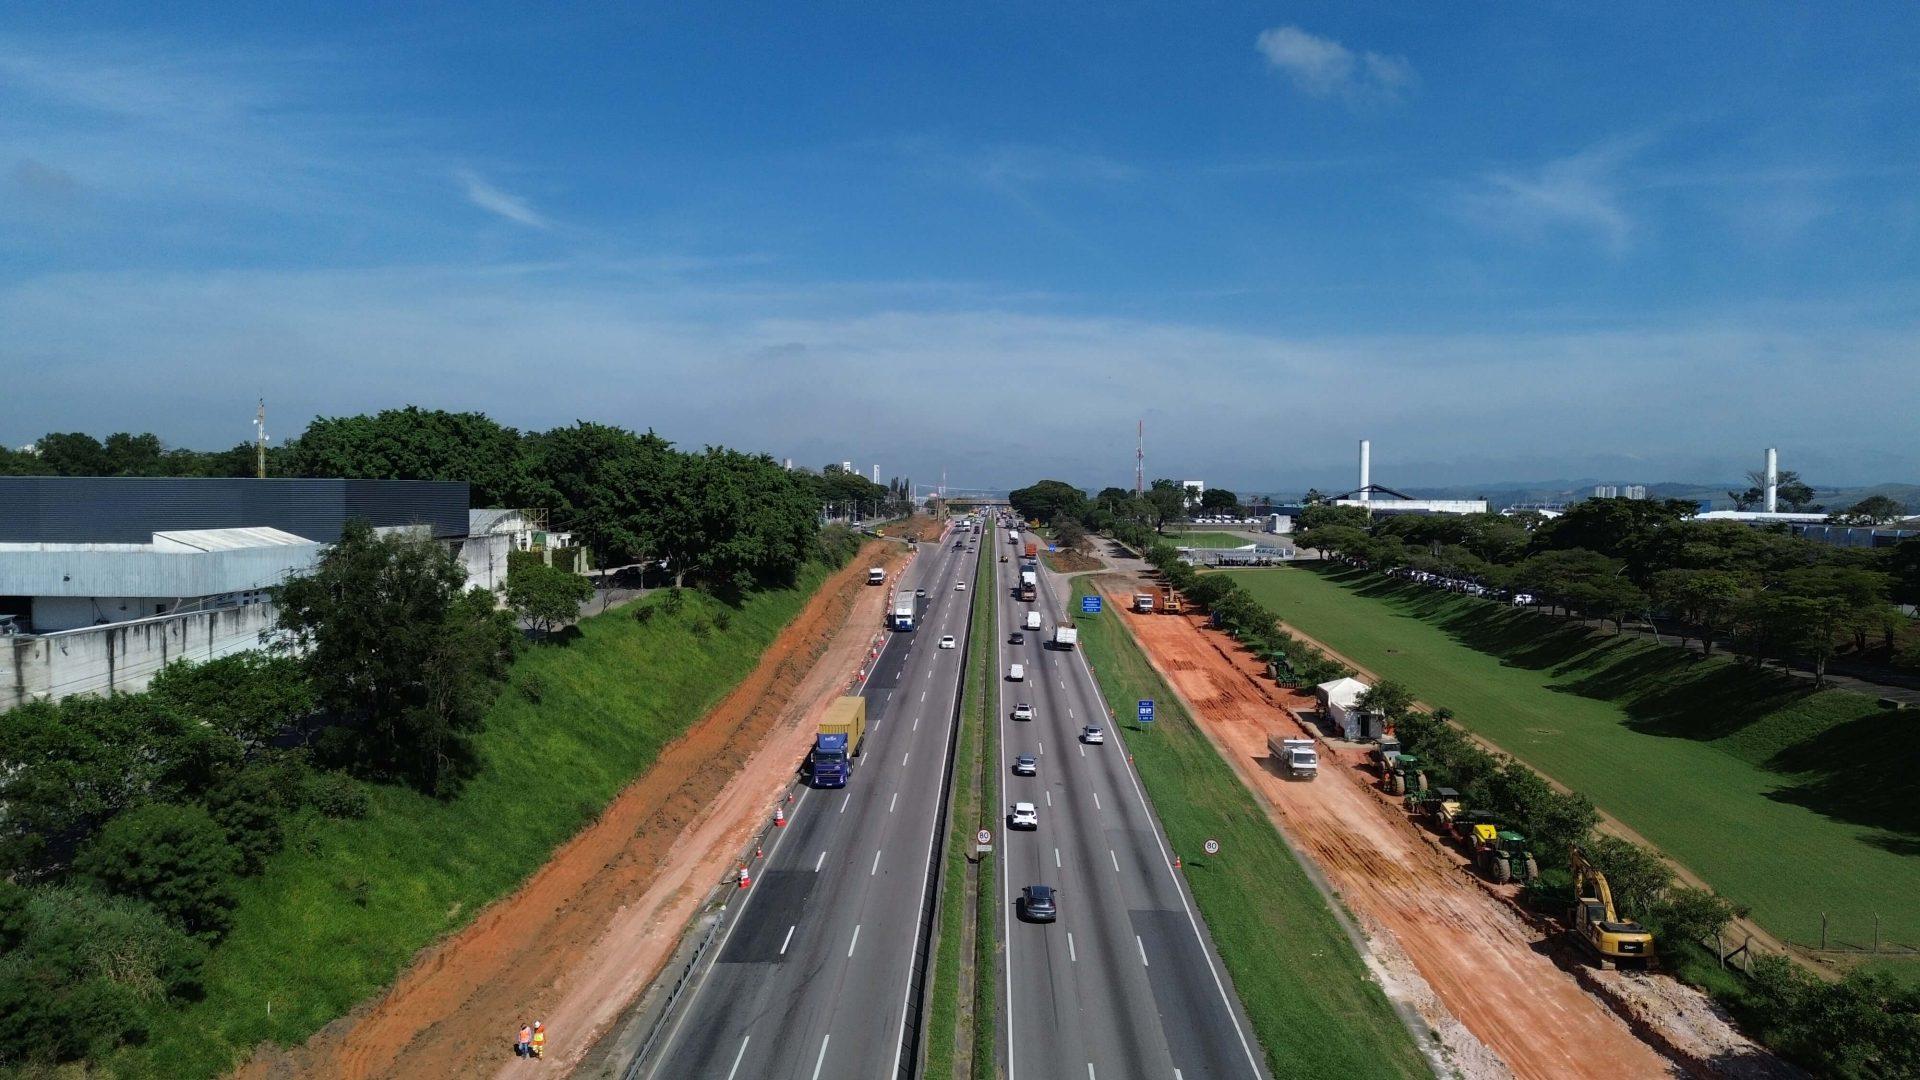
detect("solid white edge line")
[780,925,795,955]
[1064,589,1265,1078]
[724,1035,750,1080]
[1111,849,1120,872]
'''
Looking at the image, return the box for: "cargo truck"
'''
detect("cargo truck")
[1133,592,1155,613]
[1268,734,1318,779]
[891,590,922,631]
[867,567,886,585]
[811,696,867,787]
[1050,623,1078,650]
[1018,569,1038,601]
[1024,541,1038,558]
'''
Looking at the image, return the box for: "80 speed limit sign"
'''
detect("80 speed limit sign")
[1203,838,1220,856]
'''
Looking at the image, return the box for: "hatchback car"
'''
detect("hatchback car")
[1013,754,1038,776]
[1011,703,1035,721]
[1009,631,1025,645]
[1081,725,1105,744]
[1010,802,1038,829]
[938,635,956,649]
[1020,884,1057,922]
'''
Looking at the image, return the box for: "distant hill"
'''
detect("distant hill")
[1248,481,1920,513]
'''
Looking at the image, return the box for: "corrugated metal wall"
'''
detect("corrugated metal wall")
[0,478,469,543]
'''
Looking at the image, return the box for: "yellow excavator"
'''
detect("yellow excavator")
[1568,846,1655,968]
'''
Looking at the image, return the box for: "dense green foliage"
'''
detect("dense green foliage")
[1069,582,1430,1079]
[1294,496,1916,678]
[505,554,596,634]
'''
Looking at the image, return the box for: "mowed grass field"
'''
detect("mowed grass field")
[117,563,836,1078]
[1168,530,1259,548]
[1225,564,1920,959]
[1072,582,1430,1080]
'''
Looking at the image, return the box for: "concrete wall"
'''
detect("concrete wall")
[2,603,281,711]
[458,533,512,595]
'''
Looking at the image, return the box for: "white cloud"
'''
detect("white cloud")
[1256,26,1415,105]
[1458,137,1648,253]
[456,168,549,228]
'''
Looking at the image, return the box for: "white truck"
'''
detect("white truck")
[891,591,920,631]
[1008,663,1025,681]
[867,567,886,585]
[1024,610,1042,631]
[1269,734,1319,780]
[1008,530,1021,546]
[1133,592,1155,613]
[1050,624,1079,650]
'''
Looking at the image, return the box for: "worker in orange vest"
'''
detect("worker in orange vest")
[531,1021,546,1059]
[515,1022,532,1058]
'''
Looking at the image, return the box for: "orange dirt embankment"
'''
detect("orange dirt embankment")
[1100,586,1676,1080]
[242,540,916,1080]
[878,513,948,543]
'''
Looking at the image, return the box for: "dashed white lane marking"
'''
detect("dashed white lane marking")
[1067,931,1076,961]
[1054,847,1061,867]
[811,1034,833,1080]
[913,715,919,731]
[903,751,911,767]
[779,925,795,955]
[1110,849,1120,872]
[725,1035,750,1080]
[1137,935,1150,967]
[1045,790,1052,807]
[921,691,927,702]
[814,850,826,873]
[889,792,898,813]
[871,849,883,876]
[1079,744,1086,757]
[839,794,850,813]
[847,926,862,958]
[1038,740,1044,755]
[1093,792,1101,810]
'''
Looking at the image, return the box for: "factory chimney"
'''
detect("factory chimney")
[1764,448,1779,514]
[1358,439,1371,502]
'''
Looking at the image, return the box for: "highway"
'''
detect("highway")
[639,523,980,1080]
[991,521,1268,1080]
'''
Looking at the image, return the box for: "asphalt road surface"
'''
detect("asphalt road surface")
[993,523,1267,1080]
[639,527,980,1080]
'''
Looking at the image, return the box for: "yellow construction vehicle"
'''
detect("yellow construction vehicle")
[1160,587,1184,614]
[1568,846,1654,968]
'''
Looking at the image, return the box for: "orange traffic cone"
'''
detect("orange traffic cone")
[786,792,795,804]
[738,865,751,888]
[1173,853,1182,869]
[773,808,786,827]
[755,844,764,860]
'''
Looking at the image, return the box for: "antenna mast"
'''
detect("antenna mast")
[1134,419,1144,495]
[253,399,267,479]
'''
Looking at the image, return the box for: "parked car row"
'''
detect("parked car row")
[1387,567,1534,607]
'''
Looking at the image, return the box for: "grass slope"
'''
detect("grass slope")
[1226,564,1920,956]
[1071,582,1430,1080]
[119,564,836,1078]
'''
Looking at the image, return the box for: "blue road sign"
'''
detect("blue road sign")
[1137,699,1155,724]
[1082,595,1102,614]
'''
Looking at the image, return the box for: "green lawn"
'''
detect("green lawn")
[1072,583,1431,1080]
[1225,564,1920,958]
[1168,530,1258,548]
[114,564,838,1079]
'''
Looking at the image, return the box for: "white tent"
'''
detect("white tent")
[1315,677,1371,740]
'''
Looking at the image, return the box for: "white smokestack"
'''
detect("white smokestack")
[873,464,880,484]
[1359,439,1371,502]
[1764,448,1778,513]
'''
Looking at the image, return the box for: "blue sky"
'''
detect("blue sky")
[3,3,1918,493]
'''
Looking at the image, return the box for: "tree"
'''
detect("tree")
[1198,487,1240,513]
[1832,494,1907,525]
[1729,468,1820,512]
[1008,480,1089,525]
[1356,680,1416,725]
[75,803,240,940]
[521,422,671,565]
[1535,497,1693,569]
[274,520,518,794]
[1891,538,1920,608]
[148,652,315,751]
[1050,513,1089,552]
[506,558,594,635]
[288,406,532,506]
[1650,569,1745,654]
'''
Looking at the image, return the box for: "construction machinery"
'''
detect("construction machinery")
[1160,587,1184,614]
[1383,753,1427,796]
[1406,786,1461,828]
[1568,846,1655,968]
[1368,736,1402,778]
[1470,826,1539,884]
[1446,809,1501,845]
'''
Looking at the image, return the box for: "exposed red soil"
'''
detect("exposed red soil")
[1100,584,1679,1080]
[239,539,917,1080]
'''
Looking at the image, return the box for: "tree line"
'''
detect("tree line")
[4,407,910,593]
[1292,496,1920,679]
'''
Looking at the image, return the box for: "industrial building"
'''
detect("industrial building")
[1331,441,1491,517]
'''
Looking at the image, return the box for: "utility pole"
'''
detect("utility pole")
[253,399,267,479]
[1135,419,1144,496]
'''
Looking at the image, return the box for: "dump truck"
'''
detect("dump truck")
[1018,569,1038,601]
[1025,541,1038,558]
[1050,623,1078,650]
[1133,592,1156,613]
[1268,734,1318,779]
[891,590,921,631]
[867,567,886,585]
[1569,846,1654,967]
[810,696,866,788]
[1160,588,1184,614]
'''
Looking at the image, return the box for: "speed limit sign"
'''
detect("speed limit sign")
[977,829,993,845]
[1203,838,1220,856]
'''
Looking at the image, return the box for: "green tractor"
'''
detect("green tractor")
[1474,828,1540,884]
[1384,753,1427,796]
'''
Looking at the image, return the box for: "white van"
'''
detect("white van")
[1025,611,1042,631]
[1008,663,1025,681]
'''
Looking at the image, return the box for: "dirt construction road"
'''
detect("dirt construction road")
[241,541,911,1080]
[1102,588,1677,1080]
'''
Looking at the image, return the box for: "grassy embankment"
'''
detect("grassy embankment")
[1070,582,1432,1080]
[924,540,997,1078]
[1225,564,1920,964]
[116,562,840,1078]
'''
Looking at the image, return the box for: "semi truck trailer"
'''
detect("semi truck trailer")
[811,696,867,787]
[1018,569,1038,601]
[891,590,922,631]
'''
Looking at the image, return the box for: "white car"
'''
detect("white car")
[1081,725,1105,745]
[1010,802,1039,829]
[1012,703,1035,721]
[1512,593,1535,606]
[954,581,967,591]
[939,635,956,649]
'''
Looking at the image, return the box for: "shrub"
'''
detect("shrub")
[205,763,298,874]
[1653,886,1744,944]
[303,771,371,819]
[75,803,241,941]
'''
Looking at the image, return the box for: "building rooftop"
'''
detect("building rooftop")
[152,527,313,552]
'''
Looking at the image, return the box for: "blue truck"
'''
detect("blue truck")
[810,696,868,788]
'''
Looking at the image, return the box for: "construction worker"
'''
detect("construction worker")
[531,1021,546,1059]
[515,1022,532,1058]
